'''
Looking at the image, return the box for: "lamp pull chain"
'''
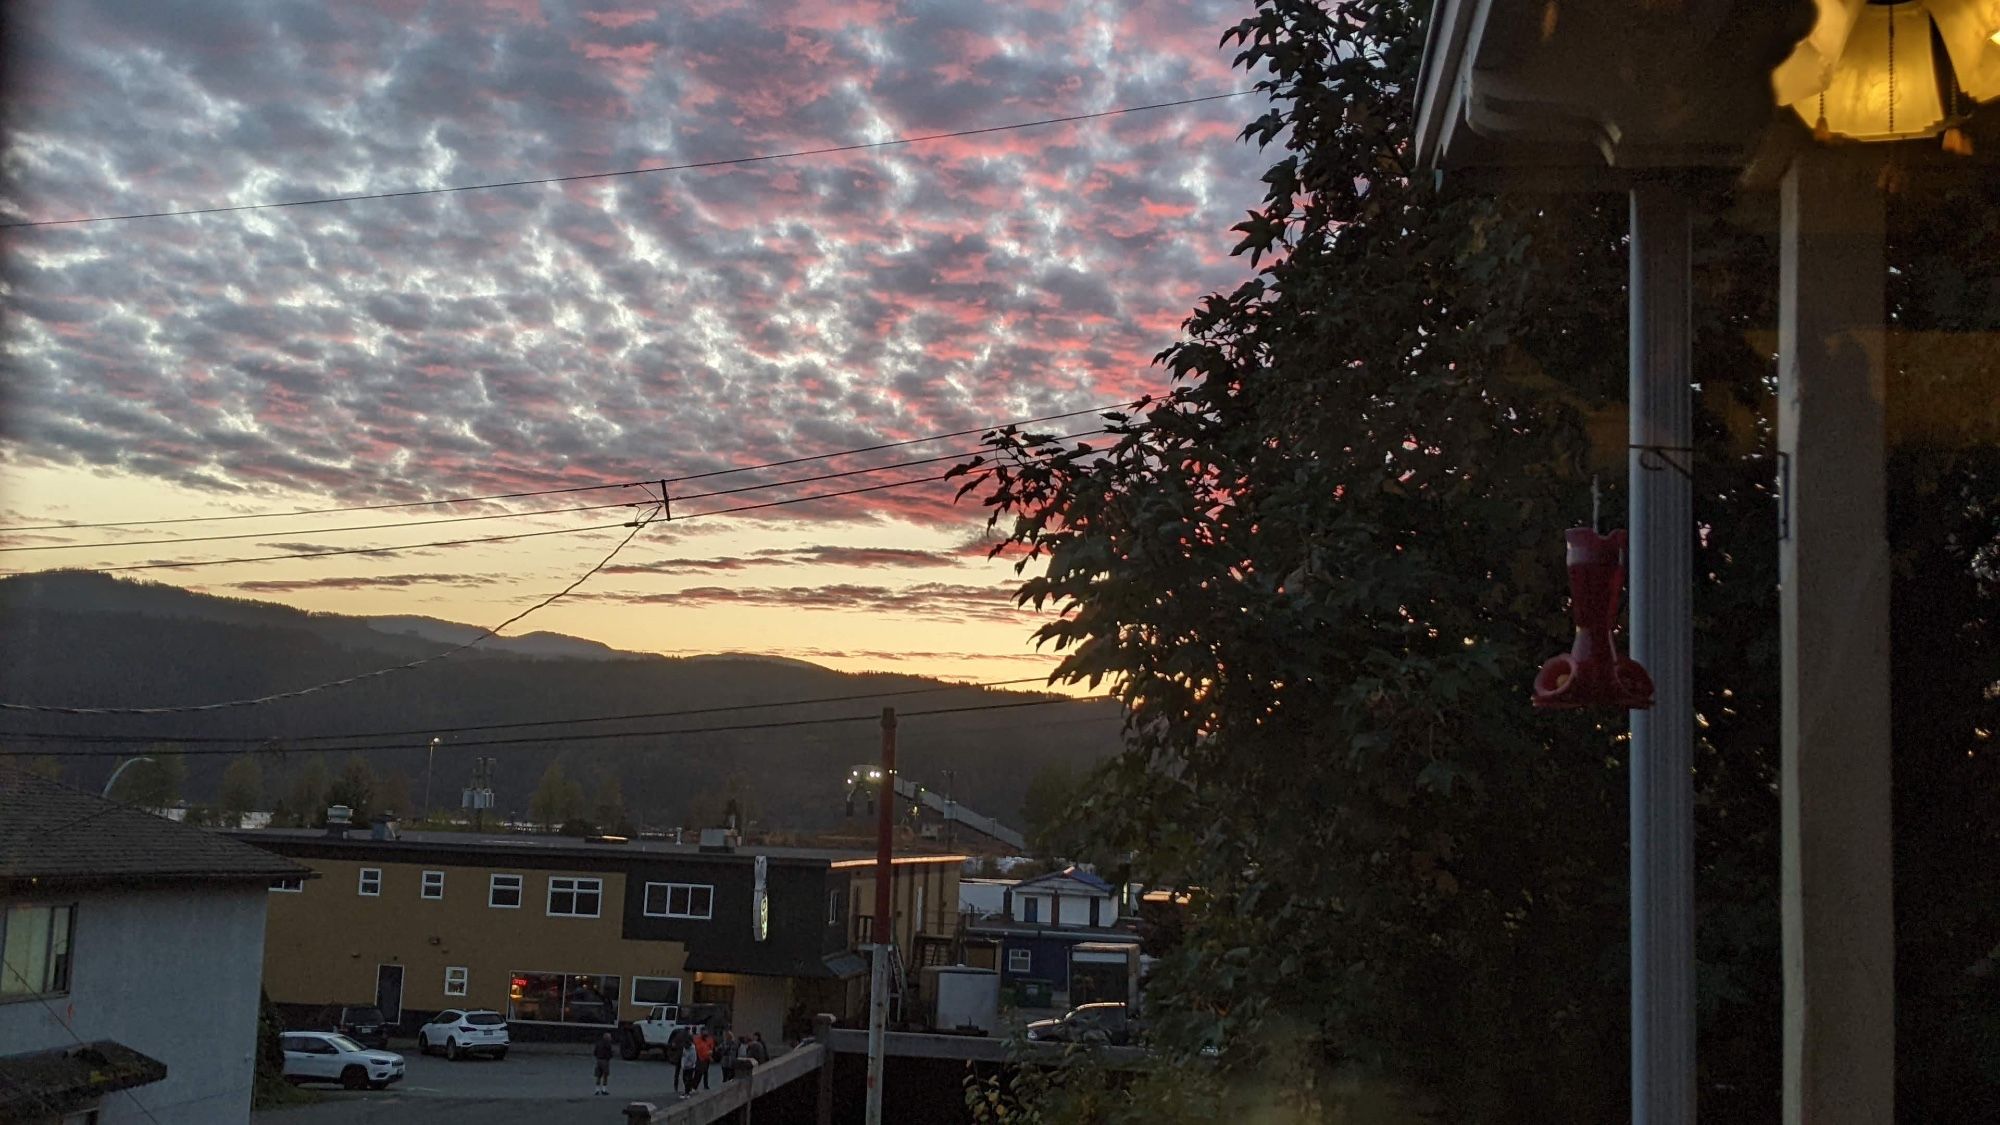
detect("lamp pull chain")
[1886,4,1896,135]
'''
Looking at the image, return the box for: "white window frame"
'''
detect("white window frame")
[1008,948,1033,974]
[270,876,304,893]
[489,874,524,909]
[1,903,76,999]
[828,889,842,925]
[642,882,713,920]
[547,876,603,918]
[358,868,382,897]
[444,966,468,997]
[421,871,445,900]
[630,976,682,1007]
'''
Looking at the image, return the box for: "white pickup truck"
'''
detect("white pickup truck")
[618,1002,727,1061]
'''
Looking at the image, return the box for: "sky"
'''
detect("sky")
[0,0,1272,686]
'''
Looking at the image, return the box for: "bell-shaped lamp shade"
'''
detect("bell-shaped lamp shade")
[1789,2,1946,140]
[1933,0,2000,101]
[1772,0,1867,107]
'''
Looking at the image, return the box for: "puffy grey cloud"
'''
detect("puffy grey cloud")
[1,0,1268,532]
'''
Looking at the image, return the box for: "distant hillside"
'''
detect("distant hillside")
[0,572,1119,832]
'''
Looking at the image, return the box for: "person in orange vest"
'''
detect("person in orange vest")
[694,1028,715,1089]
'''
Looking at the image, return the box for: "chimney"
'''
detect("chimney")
[324,805,353,839]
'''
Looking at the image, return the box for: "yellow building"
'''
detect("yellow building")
[235,827,961,1046]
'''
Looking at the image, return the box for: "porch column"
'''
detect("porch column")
[1777,148,1893,1125]
[1628,181,1696,1125]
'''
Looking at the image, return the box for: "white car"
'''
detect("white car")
[279,1031,406,1090]
[418,1008,511,1060]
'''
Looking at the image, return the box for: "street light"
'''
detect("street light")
[102,756,154,799]
[423,737,440,821]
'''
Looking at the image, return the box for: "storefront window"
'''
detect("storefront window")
[507,971,623,1025]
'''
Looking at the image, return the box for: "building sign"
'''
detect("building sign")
[752,855,770,942]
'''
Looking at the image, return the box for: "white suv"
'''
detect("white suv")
[418,1009,511,1060]
[279,1031,405,1089]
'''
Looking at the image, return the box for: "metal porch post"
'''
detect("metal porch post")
[1629,181,1696,1125]
[1777,148,1893,1125]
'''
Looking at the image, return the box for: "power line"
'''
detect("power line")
[0,504,666,716]
[14,464,1016,577]
[0,675,1060,745]
[0,401,1138,534]
[0,497,641,553]
[0,428,1104,554]
[3,92,1257,230]
[0,695,1114,757]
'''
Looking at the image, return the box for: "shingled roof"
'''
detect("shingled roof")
[0,768,306,890]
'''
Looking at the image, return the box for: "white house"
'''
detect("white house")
[1004,867,1120,929]
[0,769,306,1124]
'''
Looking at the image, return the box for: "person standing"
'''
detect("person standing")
[667,1027,691,1095]
[679,1036,701,1098]
[695,1029,714,1088]
[747,1031,770,1064]
[592,1033,615,1097]
[717,1028,739,1079]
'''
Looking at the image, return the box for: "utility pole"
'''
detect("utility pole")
[865,706,896,1125]
[943,768,956,850]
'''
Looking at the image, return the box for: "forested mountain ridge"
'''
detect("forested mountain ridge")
[0,571,1117,831]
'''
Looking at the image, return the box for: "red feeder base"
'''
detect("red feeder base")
[1532,528,1653,711]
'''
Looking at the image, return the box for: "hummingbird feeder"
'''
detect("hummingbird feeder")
[1532,527,1654,711]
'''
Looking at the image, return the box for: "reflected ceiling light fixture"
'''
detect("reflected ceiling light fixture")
[1773,0,2000,148]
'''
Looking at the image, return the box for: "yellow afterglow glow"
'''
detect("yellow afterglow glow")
[0,463,1085,689]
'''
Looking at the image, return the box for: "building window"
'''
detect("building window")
[421,871,445,900]
[1,903,75,999]
[1008,948,1033,975]
[631,976,681,1007]
[270,876,304,893]
[444,967,468,997]
[693,981,735,1010]
[547,877,603,918]
[490,874,523,909]
[507,970,621,1025]
[1022,896,1039,923]
[358,869,382,897]
[642,882,713,920]
[828,890,843,926]
[856,914,874,943]
[915,885,926,934]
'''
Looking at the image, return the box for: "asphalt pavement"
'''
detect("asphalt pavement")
[253,1043,722,1125]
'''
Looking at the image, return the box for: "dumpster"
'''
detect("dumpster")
[1013,978,1054,1008]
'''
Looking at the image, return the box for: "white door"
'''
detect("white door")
[286,1037,338,1080]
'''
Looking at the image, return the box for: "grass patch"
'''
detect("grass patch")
[253,1073,322,1110]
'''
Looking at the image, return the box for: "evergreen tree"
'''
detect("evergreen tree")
[219,754,264,826]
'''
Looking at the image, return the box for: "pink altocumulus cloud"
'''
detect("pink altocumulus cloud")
[1,0,1270,540]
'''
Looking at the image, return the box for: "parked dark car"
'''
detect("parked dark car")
[305,1005,393,1049]
[1023,1002,1139,1046]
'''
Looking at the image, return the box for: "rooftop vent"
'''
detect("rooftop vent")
[371,813,400,842]
[698,827,736,854]
[324,805,353,838]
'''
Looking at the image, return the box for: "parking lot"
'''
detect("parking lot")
[255,1043,718,1125]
